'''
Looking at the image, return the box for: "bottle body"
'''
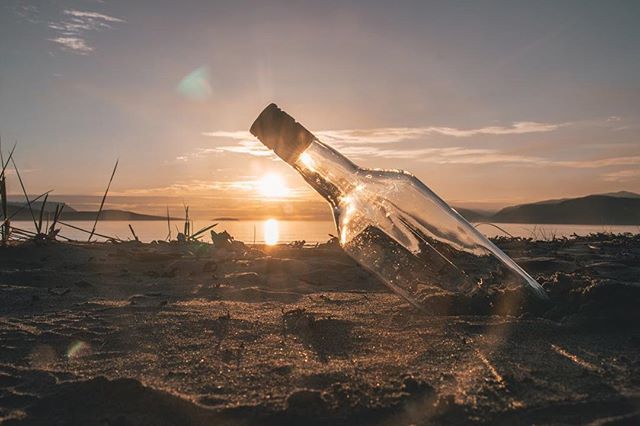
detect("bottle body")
[292,139,547,308]
[250,104,547,309]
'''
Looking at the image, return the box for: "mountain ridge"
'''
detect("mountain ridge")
[3,192,640,224]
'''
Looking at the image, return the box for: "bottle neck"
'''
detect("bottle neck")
[290,139,359,208]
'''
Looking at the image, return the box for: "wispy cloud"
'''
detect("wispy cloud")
[558,156,640,169]
[177,140,272,161]
[48,9,125,54]
[198,123,637,169]
[48,37,93,54]
[602,169,640,182]
[320,121,564,143]
[199,122,566,161]
[203,121,566,148]
[118,178,312,198]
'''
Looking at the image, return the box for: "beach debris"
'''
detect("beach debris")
[289,240,306,249]
[211,229,234,249]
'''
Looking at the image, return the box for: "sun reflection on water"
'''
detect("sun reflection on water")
[264,219,279,245]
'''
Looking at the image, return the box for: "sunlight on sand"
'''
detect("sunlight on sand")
[264,219,279,245]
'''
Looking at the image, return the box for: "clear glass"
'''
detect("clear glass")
[292,139,547,309]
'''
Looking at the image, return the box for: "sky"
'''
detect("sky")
[1,0,639,220]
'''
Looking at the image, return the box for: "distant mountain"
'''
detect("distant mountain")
[7,201,76,214]
[600,191,640,199]
[5,192,639,225]
[6,204,170,221]
[58,210,171,221]
[491,194,640,225]
[452,207,490,222]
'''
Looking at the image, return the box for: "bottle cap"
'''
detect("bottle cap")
[250,103,315,164]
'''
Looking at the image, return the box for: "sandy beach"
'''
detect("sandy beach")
[0,234,638,425]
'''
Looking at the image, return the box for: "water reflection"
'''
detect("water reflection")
[264,219,279,245]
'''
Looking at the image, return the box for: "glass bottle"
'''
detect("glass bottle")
[250,104,547,309]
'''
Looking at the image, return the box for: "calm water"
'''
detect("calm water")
[11,220,639,244]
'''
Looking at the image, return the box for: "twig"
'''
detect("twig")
[88,159,118,241]
[59,221,120,241]
[9,225,37,236]
[166,206,171,241]
[37,193,48,234]
[0,143,17,177]
[183,204,190,237]
[474,222,515,238]
[0,143,17,241]
[0,176,7,242]
[10,156,38,231]
[128,224,139,241]
[190,223,217,241]
[48,203,63,236]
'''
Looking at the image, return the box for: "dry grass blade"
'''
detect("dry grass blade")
[0,177,7,242]
[166,206,171,241]
[190,223,218,241]
[48,203,65,239]
[0,143,17,178]
[183,204,190,237]
[37,193,49,234]
[59,220,120,241]
[128,224,139,241]
[1,142,17,242]
[474,222,515,238]
[10,156,38,230]
[88,159,119,241]
[8,226,37,237]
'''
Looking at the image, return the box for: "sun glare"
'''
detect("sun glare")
[257,173,290,198]
[263,219,279,245]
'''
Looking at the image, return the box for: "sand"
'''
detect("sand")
[0,234,639,425]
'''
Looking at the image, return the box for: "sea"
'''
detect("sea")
[10,220,639,244]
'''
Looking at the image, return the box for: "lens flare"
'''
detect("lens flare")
[66,340,90,359]
[264,219,279,245]
[176,66,212,101]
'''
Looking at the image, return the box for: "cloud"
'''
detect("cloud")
[118,178,312,199]
[198,123,637,169]
[557,156,640,169]
[48,37,93,54]
[198,123,565,161]
[321,122,565,144]
[602,169,640,182]
[48,9,125,54]
[177,140,272,161]
[203,121,565,148]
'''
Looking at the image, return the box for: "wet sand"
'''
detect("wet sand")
[0,234,638,425]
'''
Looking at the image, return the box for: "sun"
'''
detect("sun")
[257,173,290,198]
